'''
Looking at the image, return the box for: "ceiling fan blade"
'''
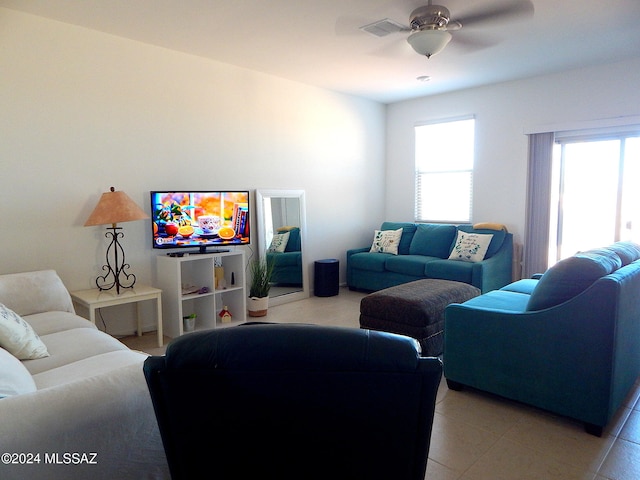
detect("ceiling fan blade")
[444,20,463,32]
[453,0,534,28]
[450,32,501,53]
[369,37,415,58]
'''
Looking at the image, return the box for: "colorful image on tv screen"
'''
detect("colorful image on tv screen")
[151,191,249,249]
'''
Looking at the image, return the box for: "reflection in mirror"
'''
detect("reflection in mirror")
[256,189,308,306]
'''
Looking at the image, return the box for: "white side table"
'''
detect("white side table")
[70,284,163,347]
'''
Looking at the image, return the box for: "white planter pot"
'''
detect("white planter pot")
[183,316,196,332]
[247,296,269,317]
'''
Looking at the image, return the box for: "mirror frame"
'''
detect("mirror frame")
[255,189,309,306]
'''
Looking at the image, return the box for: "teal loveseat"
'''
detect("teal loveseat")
[347,222,513,294]
[267,227,302,285]
[444,242,640,436]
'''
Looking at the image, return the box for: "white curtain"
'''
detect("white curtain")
[523,132,554,278]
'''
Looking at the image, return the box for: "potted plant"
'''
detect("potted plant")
[247,257,274,317]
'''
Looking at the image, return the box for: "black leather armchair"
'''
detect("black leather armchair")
[144,323,442,480]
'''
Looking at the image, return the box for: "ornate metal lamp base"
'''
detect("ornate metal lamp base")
[96,226,136,295]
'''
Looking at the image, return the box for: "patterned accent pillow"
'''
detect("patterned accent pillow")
[369,228,403,255]
[268,231,290,253]
[448,231,493,263]
[0,303,49,360]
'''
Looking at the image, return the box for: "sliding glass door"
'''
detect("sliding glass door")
[550,135,640,263]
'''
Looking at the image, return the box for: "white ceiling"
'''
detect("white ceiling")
[2,0,640,104]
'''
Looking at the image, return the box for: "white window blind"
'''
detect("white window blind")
[415,117,475,222]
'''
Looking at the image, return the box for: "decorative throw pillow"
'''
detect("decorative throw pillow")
[0,346,36,398]
[369,228,403,255]
[380,222,416,255]
[0,303,49,360]
[268,231,290,253]
[448,231,493,263]
[456,224,506,259]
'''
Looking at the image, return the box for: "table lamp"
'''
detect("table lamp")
[84,187,149,294]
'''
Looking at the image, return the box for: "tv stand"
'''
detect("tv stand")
[156,250,246,338]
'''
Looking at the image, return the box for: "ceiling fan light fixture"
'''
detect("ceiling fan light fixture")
[407,29,452,58]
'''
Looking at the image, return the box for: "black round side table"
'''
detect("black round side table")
[314,259,339,297]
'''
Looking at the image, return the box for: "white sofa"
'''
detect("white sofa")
[0,270,169,480]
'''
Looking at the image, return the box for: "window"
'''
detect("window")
[415,117,475,223]
[549,133,640,263]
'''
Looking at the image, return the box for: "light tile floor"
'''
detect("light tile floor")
[120,287,640,480]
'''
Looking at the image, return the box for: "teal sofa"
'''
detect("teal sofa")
[267,227,302,285]
[444,242,640,436]
[347,222,513,294]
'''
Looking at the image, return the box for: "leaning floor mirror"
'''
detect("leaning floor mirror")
[255,189,309,306]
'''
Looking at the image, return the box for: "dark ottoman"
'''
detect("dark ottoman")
[359,279,480,356]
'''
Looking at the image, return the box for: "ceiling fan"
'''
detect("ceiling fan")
[360,0,534,58]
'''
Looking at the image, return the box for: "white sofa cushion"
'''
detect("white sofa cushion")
[0,303,49,360]
[0,346,37,398]
[22,327,130,375]
[32,350,147,390]
[0,269,75,316]
[0,362,169,479]
[26,310,96,336]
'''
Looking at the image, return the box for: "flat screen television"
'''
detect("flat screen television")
[151,191,250,253]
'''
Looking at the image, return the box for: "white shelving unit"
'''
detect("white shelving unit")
[156,250,246,338]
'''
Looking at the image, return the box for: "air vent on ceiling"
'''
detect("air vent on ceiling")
[359,18,408,37]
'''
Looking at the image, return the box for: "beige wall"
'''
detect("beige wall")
[0,8,385,335]
[385,57,640,249]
